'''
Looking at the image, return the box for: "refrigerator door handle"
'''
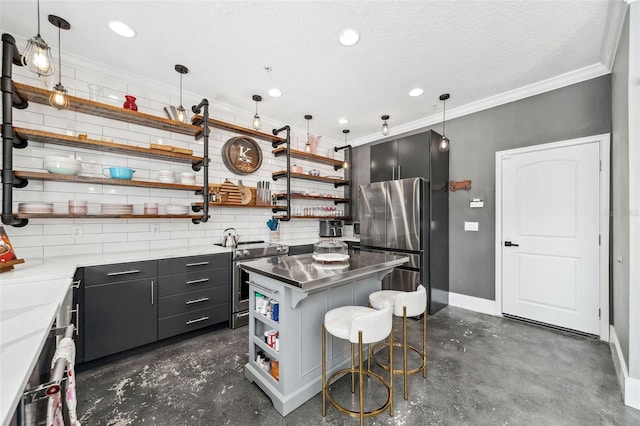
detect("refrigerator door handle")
[397,165,401,179]
[392,166,395,180]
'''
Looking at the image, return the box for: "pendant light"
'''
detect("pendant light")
[47,15,71,110]
[438,93,450,152]
[381,115,390,136]
[304,114,312,153]
[252,95,262,130]
[334,129,351,169]
[22,0,55,76]
[175,64,189,123]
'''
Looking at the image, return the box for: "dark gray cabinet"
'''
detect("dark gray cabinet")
[157,253,230,340]
[370,131,440,183]
[73,268,85,364]
[84,260,158,361]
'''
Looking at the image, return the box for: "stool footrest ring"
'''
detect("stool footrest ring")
[325,367,391,419]
[371,341,426,375]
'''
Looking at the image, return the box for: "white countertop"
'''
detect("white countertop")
[0,277,71,426]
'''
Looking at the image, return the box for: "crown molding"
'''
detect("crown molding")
[351,62,610,147]
[601,0,630,71]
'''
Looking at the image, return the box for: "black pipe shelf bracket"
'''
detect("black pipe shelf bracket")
[2,33,29,227]
[271,125,291,221]
[191,99,210,224]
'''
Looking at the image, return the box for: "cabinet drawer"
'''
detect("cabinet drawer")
[158,286,229,319]
[158,253,230,276]
[157,267,230,297]
[158,305,228,340]
[85,260,157,286]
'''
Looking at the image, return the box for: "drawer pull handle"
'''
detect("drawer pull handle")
[186,278,210,285]
[186,316,209,325]
[107,269,141,276]
[186,261,209,267]
[185,297,209,305]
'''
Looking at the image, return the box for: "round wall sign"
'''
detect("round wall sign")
[221,136,263,175]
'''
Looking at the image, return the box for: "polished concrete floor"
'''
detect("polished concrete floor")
[75,307,640,425]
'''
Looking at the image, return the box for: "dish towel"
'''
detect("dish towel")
[46,337,81,426]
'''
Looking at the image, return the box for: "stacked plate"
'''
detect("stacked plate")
[179,172,196,185]
[158,170,176,184]
[18,202,54,214]
[100,203,134,215]
[166,204,189,215]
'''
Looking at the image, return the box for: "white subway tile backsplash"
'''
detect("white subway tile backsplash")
[102,241,150,253]
[44,243,103,258]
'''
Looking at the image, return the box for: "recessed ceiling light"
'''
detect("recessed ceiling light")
[339,28,360,46]
[268,88,282,97]
[338,118,349,125]
[408,88,424,97]
[108,20,136,38]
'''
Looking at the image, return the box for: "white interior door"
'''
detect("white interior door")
[501,141,600,334]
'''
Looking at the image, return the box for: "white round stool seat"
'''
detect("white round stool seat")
[369,285,427,317]
[324,305,392,344]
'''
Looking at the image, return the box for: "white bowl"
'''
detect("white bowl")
[44,156,81,175]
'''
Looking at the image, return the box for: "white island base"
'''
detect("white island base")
[243,259,401,416]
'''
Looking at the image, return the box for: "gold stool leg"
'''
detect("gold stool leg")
[322,323,327,416]
[403,306,408,400]
[351,343,355,393]
[423,307,428,378]
[389,317,394,417]
[358,331,364,426]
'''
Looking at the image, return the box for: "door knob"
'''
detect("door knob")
[504,241,519,247]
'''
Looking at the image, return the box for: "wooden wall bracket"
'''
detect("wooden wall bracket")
[450,179,471,192]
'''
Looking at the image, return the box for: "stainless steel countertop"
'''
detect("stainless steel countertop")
[239,250,408,291]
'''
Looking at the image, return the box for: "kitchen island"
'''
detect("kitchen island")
[240,250,408,416]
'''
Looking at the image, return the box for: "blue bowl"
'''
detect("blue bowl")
[103,167,135,180]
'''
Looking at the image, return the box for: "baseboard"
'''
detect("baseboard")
[609,325,640,409]
[448,292,500,316]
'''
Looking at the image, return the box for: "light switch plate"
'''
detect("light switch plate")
[464,221,479,231]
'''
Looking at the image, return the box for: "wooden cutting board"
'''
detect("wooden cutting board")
[220,179,243,204]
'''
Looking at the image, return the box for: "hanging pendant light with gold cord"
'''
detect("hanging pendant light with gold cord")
[252,95,262,130]
[439,93,450,152]
[22,0,55,76]
[381,115,390,136]
[304,114,312,153]
[175,64,189,123]
[47,15,71,110]
[334,129,351,169]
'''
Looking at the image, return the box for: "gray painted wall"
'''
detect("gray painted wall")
[351,75,612,301]
[446,75,611,299]
[611,12,630,369]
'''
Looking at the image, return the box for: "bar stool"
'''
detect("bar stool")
[368,285,427,399]
[322,305,394,425]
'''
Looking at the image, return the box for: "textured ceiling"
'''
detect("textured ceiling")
[0,0,616,144]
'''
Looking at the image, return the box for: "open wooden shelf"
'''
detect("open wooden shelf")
[13,213,206,219]
[272,193,349,203]
[193,115,286,144]
[271,171,348,187]
[13,171,203,191]
[13,82,203,137]
[11,127,206,167]
[191,202,272,209]
[273,214,350,220]
[272,147,344,169]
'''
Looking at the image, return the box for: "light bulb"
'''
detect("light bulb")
[439,136,450,152]
[381,122,389,136]
[252,113,262,130]
[176,106,187,123]
[48,83,69,109]
[305,142,311,153]
[22,35,55,76]
[343,160,349,169]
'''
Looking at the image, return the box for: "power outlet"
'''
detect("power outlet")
[71,225,83,238]
[152,224,160,234]
[464,221,479,232]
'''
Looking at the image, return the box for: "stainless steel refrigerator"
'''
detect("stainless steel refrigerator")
[359,177,449,314]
